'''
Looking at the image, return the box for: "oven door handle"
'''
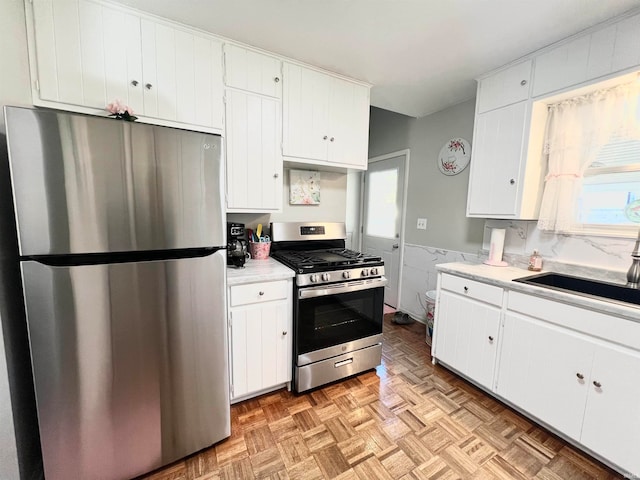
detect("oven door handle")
[298,277,387,299]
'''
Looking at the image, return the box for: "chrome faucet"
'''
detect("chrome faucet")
[627,232,640,288]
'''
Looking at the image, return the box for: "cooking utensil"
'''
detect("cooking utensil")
[256,224,263,239]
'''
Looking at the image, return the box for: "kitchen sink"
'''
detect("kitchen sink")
[513,272,640,307]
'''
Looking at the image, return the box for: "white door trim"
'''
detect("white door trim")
[360,149,410,310]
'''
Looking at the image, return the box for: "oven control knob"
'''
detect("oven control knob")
[343,271,351,279]
[370,267,378,276]
[310,274,319,283]
[362,269,369,277]
[321,273,330,281]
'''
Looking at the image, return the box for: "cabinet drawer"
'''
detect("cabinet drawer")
[440,274,503,306]
[230,280,289,307]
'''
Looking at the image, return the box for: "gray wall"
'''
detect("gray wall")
[0,1,38,479]
[227,168,348,233]
[369,101,484,254]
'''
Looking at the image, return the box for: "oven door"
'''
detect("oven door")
[295,277,386,366]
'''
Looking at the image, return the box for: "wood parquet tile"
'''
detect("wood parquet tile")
[140,316,623,480]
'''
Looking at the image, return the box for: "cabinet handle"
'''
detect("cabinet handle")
[323,135,328,140]
[488,336,494,342]
[145,83,153,90]
[593,380,602,388]
[576,373,584,380]
[282,331,287,336]
[274,77,280,83]
[131,80,139,87]
[259,291,265,296]
[330,137,335,142]
[509,178,515,185]
[463,286,468,293]
[520,79,527,86]
[273,173,279,178]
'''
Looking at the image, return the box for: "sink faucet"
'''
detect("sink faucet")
[627,232,640,288]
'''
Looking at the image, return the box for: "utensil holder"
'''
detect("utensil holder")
[249,241,271,260]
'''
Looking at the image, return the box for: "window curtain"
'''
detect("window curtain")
[537,81,640,232]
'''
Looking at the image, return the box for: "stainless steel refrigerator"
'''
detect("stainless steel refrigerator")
[4,106,230,480]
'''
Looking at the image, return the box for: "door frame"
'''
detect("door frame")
[359,149,410,309]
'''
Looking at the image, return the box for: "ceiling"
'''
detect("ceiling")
[112,0,640,118]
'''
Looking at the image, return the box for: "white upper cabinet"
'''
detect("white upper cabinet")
[283,62,370,170]
[140,20,223,129]
[467,101,527,217]
[225,90,282,212]
[30,0,142,111]
[476,60,532,113]
[224,44,282,98]
[532,36,591,97]
[533,12,640,98]
[468,11,640,219]
[28,0,223,131]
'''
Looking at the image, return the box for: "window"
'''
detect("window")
[576,139,640,232]
[537,77,640,236]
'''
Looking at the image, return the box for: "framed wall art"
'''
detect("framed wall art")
[289,169,320,205]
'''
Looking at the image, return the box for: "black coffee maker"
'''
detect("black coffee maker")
[227,222,249,268]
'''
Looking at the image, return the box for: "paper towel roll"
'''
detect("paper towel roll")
[488,228,506,264]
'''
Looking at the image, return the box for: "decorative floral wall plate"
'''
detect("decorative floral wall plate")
[438,138,471,176]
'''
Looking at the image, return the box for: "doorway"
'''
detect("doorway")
[361,150,409,309]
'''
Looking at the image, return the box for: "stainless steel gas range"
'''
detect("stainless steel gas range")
[270,222,386,393]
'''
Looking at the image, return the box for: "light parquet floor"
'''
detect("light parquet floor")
[140,315,623,480]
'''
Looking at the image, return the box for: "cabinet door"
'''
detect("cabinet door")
[282,63,330,161]
[433,291,501,390]
[225,90,282,211]
[477,60,531,113]
[141,20,223,129]
[31,0,142,111]
[466,101,527,217]
[610,13,640,74]
[532,36,590,97]
[224,44,282,98]
[497,312,594,441]
[580,345,640,476]
[327,77,370,168]
[229,301,290,399]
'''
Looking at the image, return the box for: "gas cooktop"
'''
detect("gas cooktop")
[271,248,382,273]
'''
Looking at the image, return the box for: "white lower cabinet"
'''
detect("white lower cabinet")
[580,345,640,476]
[432,277,502,391]
[435,272,640,477]
[228,279,292,401]
[497,312,595,441]
[498,309,640,475]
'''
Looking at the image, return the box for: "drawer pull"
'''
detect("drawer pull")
[334,358,353,368]
[282,331,287,336]
[593,380,602,388]
[576,373,584,380]
[259,291,265,296]
[488,336,494,342]
[463,286,469,293]
[520,79,527,86]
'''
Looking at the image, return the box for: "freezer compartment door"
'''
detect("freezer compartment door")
[21,250,229,480]
[5,107,224,256]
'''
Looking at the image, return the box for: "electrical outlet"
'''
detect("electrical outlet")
[417,218,427,230]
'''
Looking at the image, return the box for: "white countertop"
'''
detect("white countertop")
[226,257,295,286]
[437,262,640,322]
